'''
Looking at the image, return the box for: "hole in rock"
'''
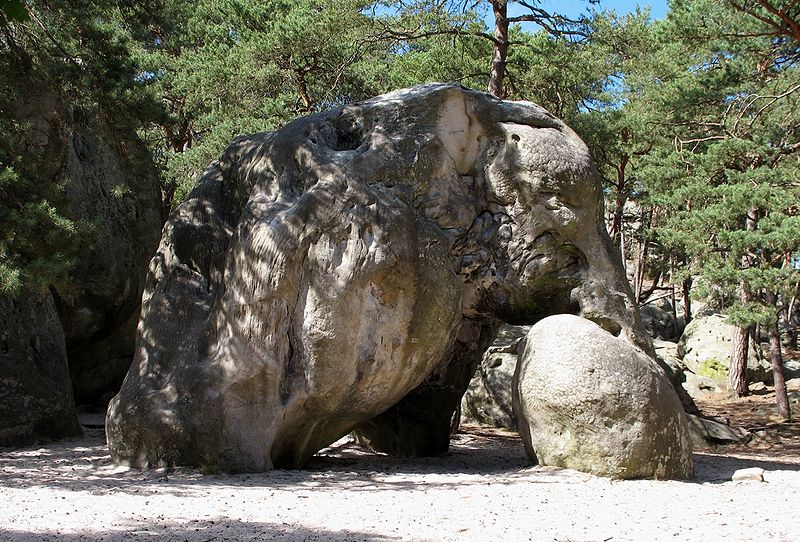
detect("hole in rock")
[333,121,364,151]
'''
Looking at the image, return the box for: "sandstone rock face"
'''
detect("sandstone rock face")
[514,315,693,479]
[0,79,162,447]
[677,314,768,388]
[55,113,164,405]
[108,83,653,471]
[12,84,164,406]
[652,339,699,414]
[640,302,682,341]
[461,324,529,429]
[0,294,82,446]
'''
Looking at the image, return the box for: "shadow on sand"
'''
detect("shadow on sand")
[1,425,798,499]
[0,521,402,542]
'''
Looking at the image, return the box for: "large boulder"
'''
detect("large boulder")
[461,324,529,429]
[514,315,693,479]
[677,314,768,387]
[0,294,82,446]
[108,83,653,472]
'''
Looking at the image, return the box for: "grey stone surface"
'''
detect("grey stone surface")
[677,314,768,387]
[783,360,800,381]
[652,339,699,413]
[107,84,651,472]
[0,293,82,446]
[640,302,681,341]
[514,314,693,479]
[683,371,723,398]
[55,113,164,405]
[686,414,749,447]
[0,74,163,446]
[461,324,529,429]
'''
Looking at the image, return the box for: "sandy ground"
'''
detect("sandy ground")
[1,424,799,542]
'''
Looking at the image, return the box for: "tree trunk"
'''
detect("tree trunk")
[729,323,751,397]
[634,205,654,303]
[784,300,798,350]
[750,324,762,362]
[450,404,461,435]
[729,207,758,397]
[670,285,679,338]
[609,155,629,249]
[633,222,645,302]
[487,1,509,98]
[295,68,313,112]
[682,276,693,325]
[786,280,799,351]
[766,290,792,420]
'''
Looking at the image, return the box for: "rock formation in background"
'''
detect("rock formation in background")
[107,83,680,473]
[514,315,693,479]
[17,86,164,407]
[0,294,82,446]
[461,324,528,429]
[0,84,164,446]
[639,300,683,341]
[54,114,165,406]
[678,314,769,388]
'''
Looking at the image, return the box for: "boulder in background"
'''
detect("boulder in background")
[677,314,769,388]
[0,294,81,446]
[461,324,529,429]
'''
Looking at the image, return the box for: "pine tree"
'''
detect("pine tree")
[635,0,799,416]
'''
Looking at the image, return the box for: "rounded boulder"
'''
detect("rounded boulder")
[513,314,693,479]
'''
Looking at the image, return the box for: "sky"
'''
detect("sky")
[520,0,669,21]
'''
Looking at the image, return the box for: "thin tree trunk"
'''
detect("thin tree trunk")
[633,207,649,303]
[682,276,693,325]
[670,285,679,338]
[766,290,792,420]
[450,404,461,435]
[729,323,751,397]
[730,208,758,397]
[634,239,644,302]
[783,301,798,351]
[488,1,509,98]
[295,68,313,112]
[787,280,799,350]
[610,194,626,249]
[609,155,630,249]
[750,324,762,362]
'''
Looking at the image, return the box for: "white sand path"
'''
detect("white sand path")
[1,426,799,542]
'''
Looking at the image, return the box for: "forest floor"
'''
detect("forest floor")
[694,385,800,460]
[1,395,799,542]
